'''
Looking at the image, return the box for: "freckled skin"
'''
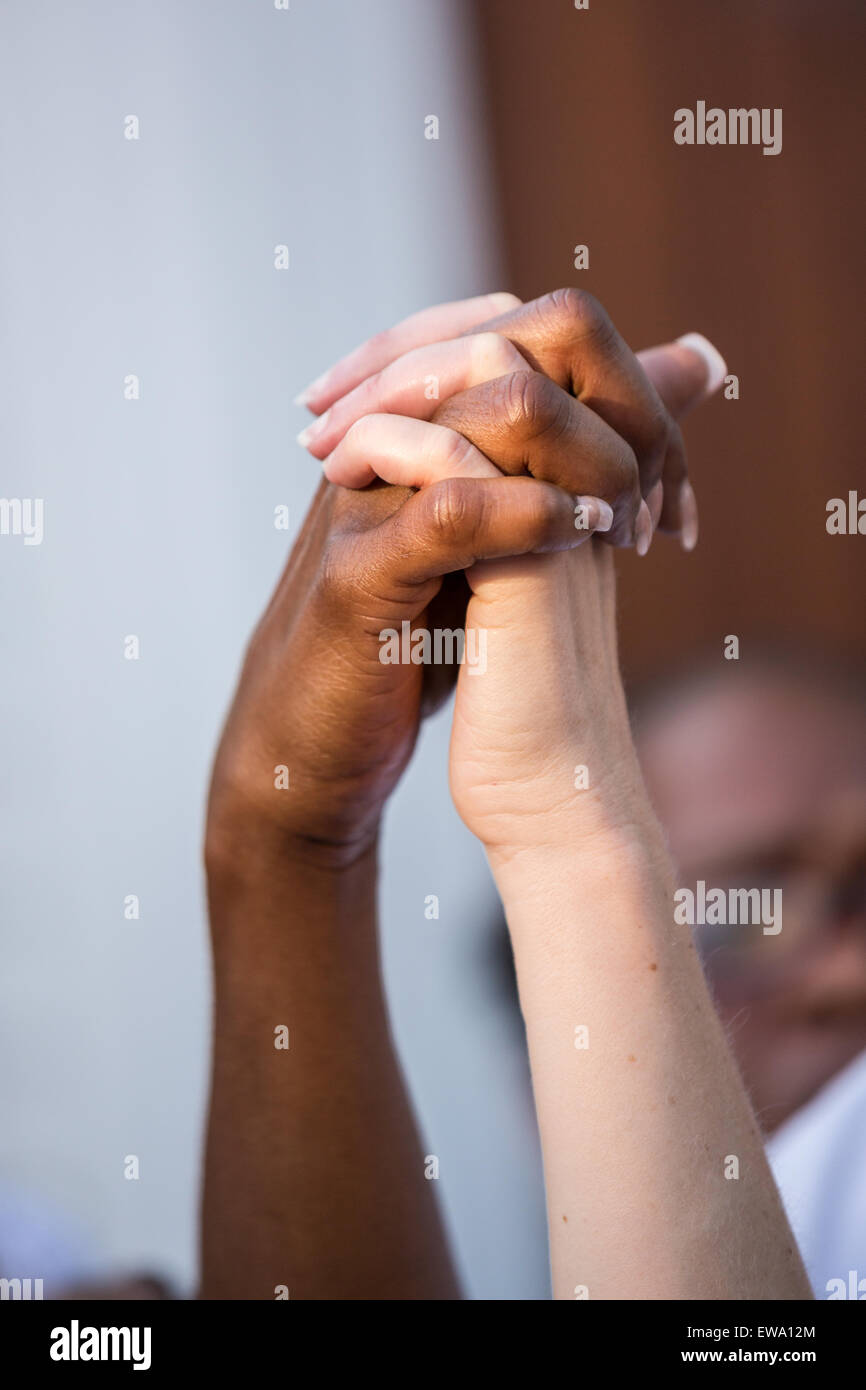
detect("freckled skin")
[638,671,866,1132]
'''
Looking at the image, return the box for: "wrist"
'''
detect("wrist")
[479,742,667,873]
[205,800,380,962]
[206,816,380,970]
[204,790,382,885]
[487,805,673,919]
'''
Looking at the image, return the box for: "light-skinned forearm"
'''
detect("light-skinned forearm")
[489,815,812,1302]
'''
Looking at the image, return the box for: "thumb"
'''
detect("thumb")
[638,333,727,420]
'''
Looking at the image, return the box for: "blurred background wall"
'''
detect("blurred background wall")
[0,0,548,1298]
[474,0,866,676]
[1,0,862,1302]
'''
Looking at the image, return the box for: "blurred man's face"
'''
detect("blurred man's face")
[638,674,866,1133]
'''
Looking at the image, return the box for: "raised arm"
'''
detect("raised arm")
[452,537,812,1299]
[320,292,811,1299]
[201,296,597,1298]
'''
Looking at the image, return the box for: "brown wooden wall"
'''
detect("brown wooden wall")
[473,0,865,679]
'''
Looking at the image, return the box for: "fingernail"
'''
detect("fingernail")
[675,333,727,398]
[574,496,614,533]
[679,479,699,551]
[635,499,653,557]
[296,410,330,449]
[294,371,332,407]
[593,498,614,533]
[647,479,664,529]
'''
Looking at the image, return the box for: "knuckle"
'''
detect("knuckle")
[544,286,612,343]
[502,368,563,435]
[343,413,379,451]
[471,329,524,379]
[488,291,522,313]
[427,476,475,543]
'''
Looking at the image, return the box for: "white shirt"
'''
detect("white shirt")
[769,1047,866,1299]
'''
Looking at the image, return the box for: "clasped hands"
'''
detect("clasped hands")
[200,303,817,1308]
[205,288,724,877]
